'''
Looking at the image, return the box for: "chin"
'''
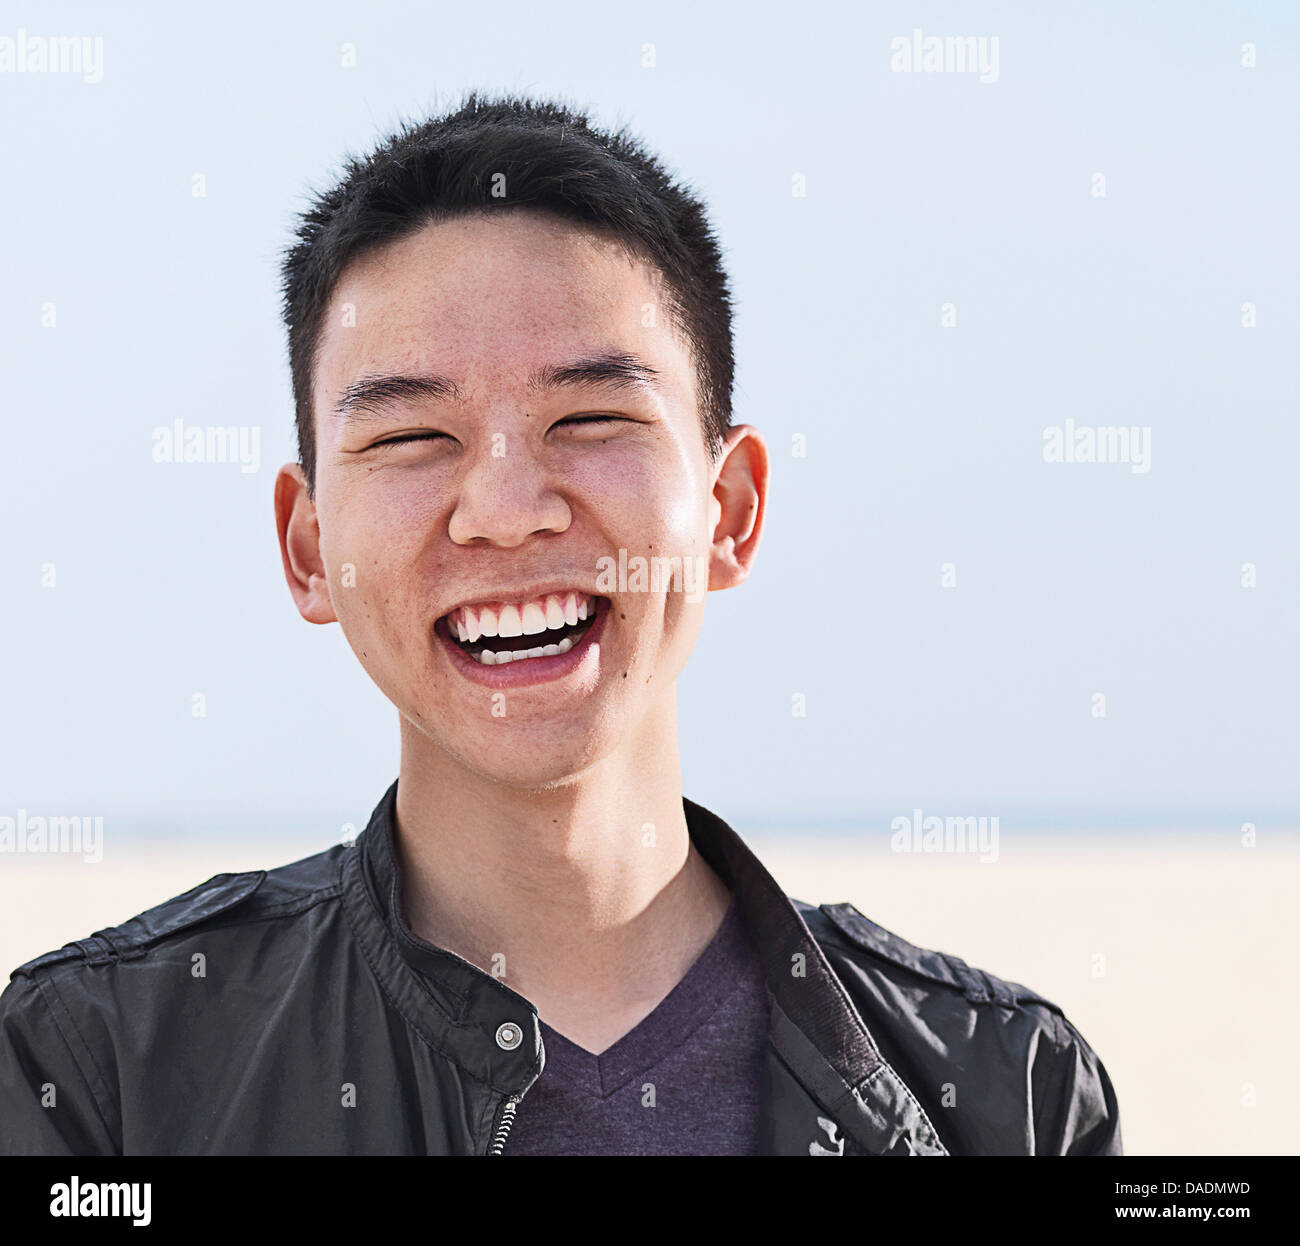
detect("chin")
[422,721,609,791]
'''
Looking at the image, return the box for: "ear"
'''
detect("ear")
[274,464,338,624]
[707,425,769,592]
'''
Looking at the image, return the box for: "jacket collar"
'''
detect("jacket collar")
[342,779,945,1154]
[682,796,946,1155]
[340,779,544,1096]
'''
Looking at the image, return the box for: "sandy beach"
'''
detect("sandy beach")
[2,825,1295,1156]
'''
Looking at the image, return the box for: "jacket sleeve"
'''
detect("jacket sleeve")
[0,974,118,1155]
[1030,1012,1123,1155]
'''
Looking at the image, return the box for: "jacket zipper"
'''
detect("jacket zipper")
[487,1094,520,1155]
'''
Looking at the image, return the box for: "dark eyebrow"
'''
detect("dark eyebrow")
[527,352,661,395]
[334,352,660,423]
[334,373,463,421]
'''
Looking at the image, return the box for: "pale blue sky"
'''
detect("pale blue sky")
[1,0,1296,835]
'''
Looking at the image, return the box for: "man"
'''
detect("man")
[0,93,1120,1156]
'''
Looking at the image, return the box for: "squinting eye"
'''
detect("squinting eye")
[556,415,622,429]
[371,431,451,448]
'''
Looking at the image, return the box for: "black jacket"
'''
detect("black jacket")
[0,782,1121,1155]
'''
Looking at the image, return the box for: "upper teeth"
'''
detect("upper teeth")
[448,592,593,643]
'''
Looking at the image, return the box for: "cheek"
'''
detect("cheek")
[581,454,708,556]
[657,491,707,553]
[318,490,438,630]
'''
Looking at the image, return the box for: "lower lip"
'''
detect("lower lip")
[435,599,610,690]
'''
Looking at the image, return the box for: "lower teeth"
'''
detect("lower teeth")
[475,634,576,666]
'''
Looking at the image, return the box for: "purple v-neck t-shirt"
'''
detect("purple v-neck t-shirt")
[504,897,773,1156]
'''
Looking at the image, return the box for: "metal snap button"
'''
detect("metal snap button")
[495,1022,523,1051]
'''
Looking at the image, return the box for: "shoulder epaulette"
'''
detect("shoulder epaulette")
[815,901,1062,1013]
[10,870,266,979]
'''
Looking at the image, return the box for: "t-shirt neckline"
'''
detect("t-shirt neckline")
[536,894,749,1099]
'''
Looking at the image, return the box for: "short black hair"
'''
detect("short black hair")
[281,91,735,495]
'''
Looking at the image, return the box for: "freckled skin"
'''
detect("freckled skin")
[275,210,768,791]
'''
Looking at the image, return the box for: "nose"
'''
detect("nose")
[447,438,572,547]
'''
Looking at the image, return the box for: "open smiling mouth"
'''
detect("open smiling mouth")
[440,592,606,666]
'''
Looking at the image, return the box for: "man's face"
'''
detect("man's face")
[277,211,763,788]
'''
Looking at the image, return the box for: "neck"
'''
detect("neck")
[391,695,732,1052]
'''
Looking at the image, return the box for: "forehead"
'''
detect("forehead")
[313,211,689,402]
